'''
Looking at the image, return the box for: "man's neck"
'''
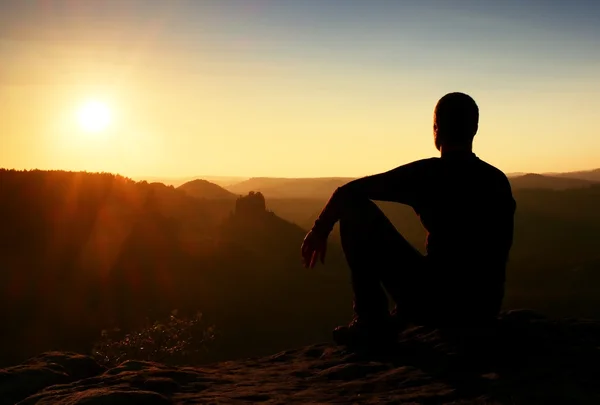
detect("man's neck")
[440,144,473,157]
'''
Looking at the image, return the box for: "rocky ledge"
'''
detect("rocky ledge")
[2,310,599,404]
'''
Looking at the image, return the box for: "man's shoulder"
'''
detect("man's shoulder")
[388,157,439,173]
[396,156,509,184]
[404,157,440,168]
[476,158,510,180]
[399,158,442,177]
[475,158,513,193]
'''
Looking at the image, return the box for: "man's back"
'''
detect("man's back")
[412,151,515,266]
[405,151,516,316]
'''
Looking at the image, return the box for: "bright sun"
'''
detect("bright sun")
[77,101,112,133]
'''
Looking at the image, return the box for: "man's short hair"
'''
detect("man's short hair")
[434,92,479,145]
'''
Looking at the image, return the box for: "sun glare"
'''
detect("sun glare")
[77,101,112,133]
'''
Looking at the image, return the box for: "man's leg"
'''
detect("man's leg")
[338,198,425,330]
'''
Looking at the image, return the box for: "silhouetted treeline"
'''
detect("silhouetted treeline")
[0,170,351,366]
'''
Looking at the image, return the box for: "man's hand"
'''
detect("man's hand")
[301,230,327,269]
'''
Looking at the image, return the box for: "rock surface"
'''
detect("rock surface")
[2,310,600,404]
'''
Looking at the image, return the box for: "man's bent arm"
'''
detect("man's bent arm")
[312,160,425,237]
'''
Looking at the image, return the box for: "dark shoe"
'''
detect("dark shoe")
[332,316,397,347]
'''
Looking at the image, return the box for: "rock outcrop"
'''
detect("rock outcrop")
[235,191,267,217]
[2,310,600,404]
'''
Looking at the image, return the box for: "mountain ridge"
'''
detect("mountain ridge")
[0,169,352,367]
[223,171,600,199]
[509,173,598,190]
[177,179,237,200]
[544,168,600,182]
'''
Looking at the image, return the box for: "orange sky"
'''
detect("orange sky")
[1,1,599,178]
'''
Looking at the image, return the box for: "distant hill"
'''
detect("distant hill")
[178,179,237,200]
[226,177,354,199]
[133,175,248,188]
[227,169,600,200]
[509,173,598,190]
[545,168,600,182]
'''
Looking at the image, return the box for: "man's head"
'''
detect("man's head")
[433,92,479,152]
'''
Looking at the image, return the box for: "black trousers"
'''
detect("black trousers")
[339,198,498,326]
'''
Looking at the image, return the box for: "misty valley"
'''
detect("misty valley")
[1,168,600,368]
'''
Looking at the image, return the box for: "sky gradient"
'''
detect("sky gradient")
[1,0,599,178]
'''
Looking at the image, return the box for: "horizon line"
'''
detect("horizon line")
[4,166,599,182]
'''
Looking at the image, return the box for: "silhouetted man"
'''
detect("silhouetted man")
[301,92,516,346]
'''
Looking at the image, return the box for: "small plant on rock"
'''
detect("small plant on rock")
[92,310,217,367]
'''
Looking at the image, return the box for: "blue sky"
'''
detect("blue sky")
[3,0,598,77]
